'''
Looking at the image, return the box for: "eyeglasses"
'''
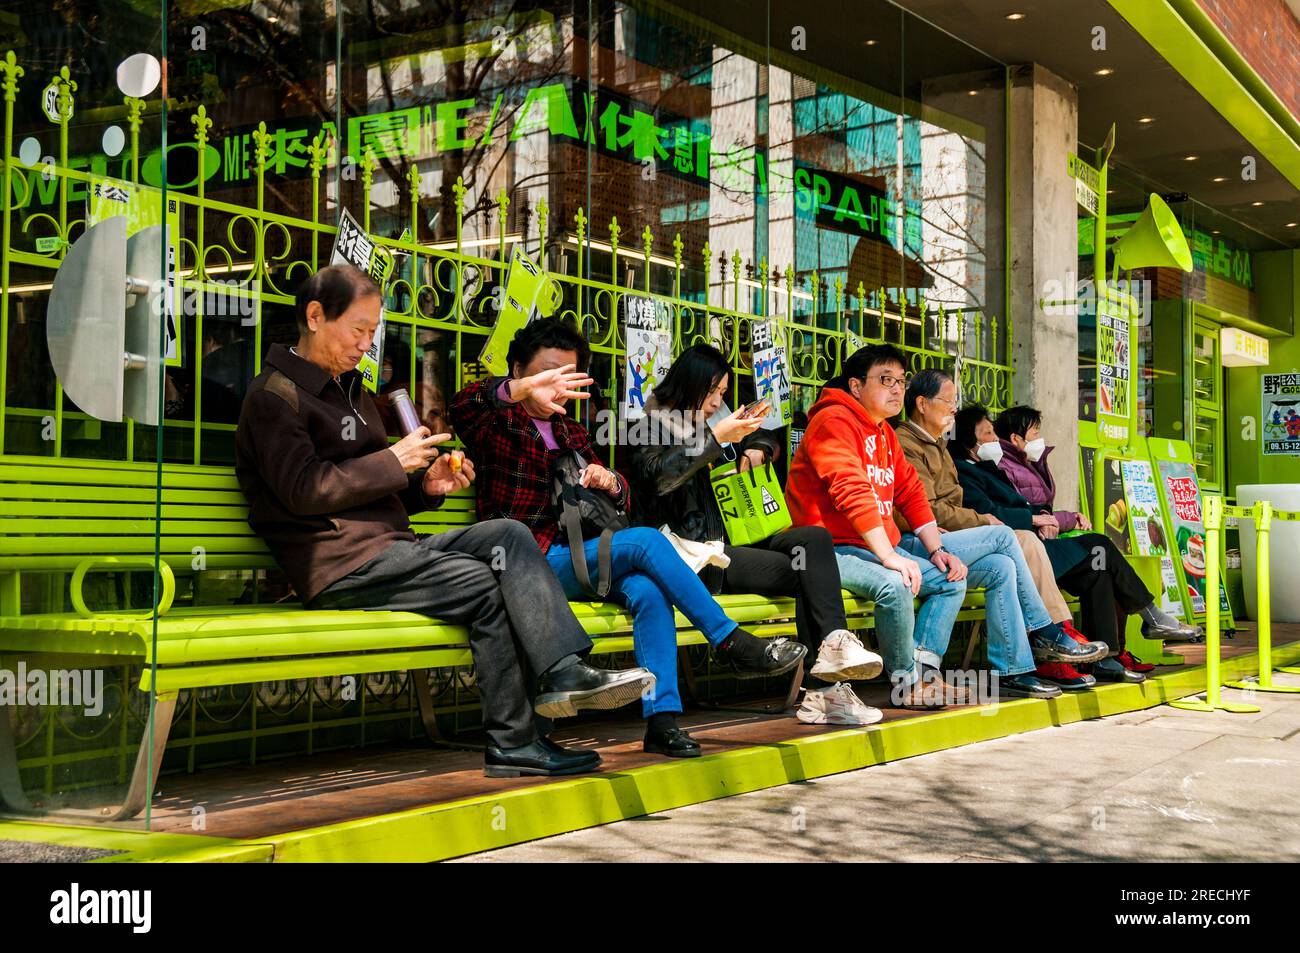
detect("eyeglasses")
[868,373,912,391]
[928,395,959,409]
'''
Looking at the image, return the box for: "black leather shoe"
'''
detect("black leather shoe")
[1029,625,1108,664]
[644,724,701,758]
[535,662,655,718]
[484,739,602,778]
[717,632,807,679]
[1000,673,1064,699]
[1142,619,1203,643]
[1091,656,1146,683]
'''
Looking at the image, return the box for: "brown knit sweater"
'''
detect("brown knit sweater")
[235,344,442,603]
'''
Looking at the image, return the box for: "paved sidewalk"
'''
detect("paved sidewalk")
[457,673,1300,863]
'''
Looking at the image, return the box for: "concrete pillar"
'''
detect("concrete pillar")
[1008,64,1082,513]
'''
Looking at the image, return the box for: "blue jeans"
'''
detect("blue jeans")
[834,536,967,686]
[547,526,738,716]
[905,525,1045,677]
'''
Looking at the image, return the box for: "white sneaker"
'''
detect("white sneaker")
[796,682,883,726]
[809,629,883,682]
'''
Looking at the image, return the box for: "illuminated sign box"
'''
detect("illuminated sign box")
[1220,327,1270,367]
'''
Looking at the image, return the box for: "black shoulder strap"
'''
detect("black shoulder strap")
[559,485,614,599]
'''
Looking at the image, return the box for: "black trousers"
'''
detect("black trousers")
[713,525,848,661]
[1053,533,1154,651]
[309,519,592,749]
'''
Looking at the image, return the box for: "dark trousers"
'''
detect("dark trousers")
[309,519,592,749]
[716,526,849,660]
[1053,533,1154,651]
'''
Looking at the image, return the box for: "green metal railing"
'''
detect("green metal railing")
[0,50,1014,787]
[0,49,1013,468]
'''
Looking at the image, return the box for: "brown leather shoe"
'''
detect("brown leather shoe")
[894,671,975,709]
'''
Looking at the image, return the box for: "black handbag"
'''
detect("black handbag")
[551,451,629,599]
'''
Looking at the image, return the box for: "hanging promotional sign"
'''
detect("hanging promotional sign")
[85,177,182,366]
[478,245,560,376]
[750,320,793,430]
[1095,286,1133,446]
[1262,372,1300,456]
[329,208,393,391]
[621,295,672,421]
[1067,153,1100,217]
[1120,458,1183,618]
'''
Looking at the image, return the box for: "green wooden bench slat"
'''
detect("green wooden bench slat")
[145,647,477,693]
[0,485,249,505]
[0,519,264,535]
[0,464,241,491]
[0,538,269,555]
[0,501,254,519]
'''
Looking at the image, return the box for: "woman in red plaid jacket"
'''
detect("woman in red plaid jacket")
[451,318,805,759]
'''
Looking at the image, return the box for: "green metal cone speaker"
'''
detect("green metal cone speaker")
[1111,193,1193,273]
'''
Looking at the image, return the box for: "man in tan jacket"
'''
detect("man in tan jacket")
[895,369,1102,690]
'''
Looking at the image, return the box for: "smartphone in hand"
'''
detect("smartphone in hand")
[739,398,771,419]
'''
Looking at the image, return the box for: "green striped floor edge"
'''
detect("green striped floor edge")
[2,640,1296,863]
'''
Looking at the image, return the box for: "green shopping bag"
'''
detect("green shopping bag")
[710,461,792,545]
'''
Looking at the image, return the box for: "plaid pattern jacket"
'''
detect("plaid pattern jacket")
[449,376,629,553]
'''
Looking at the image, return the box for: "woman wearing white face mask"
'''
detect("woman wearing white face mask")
[974,405,1201,680]
[991,406,1086,536]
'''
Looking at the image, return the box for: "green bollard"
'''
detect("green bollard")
[1238,502,1300,683]
[1170,495,1261,713]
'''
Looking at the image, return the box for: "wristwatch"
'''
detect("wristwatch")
[930,546,950,559]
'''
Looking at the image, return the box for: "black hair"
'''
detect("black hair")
[904,368,952,416]
[829,342,907,393]
[952,403,991,451]
[652,344,729,412]
[994,405,1043,441]
[506,316,591,373]
[295,264,381,333]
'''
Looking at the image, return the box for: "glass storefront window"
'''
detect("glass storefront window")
[2,0,1012,826]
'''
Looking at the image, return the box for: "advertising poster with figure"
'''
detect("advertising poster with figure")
[1262,372,1300,456]
[86,177,183,366]
[1095,288,1133,446]
[750,320,793,430]
[1120,458,1183,617]
[330,208,394,391]
[1079,446,1130,555]
[478,245,560,376]
[1156,459,1232,620]
[621,295,673,421]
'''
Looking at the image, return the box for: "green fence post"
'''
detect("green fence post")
[0,50,24,453]
[1171,495,1261,713]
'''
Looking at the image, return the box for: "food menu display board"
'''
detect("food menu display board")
[1148,437,1234,625]
[1095,287,1134,446]
[1079,443,1131,555]
[1120,458,1183,618]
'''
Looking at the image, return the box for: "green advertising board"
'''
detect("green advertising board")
[1147,436,1235,628]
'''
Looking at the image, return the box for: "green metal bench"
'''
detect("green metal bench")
[0,455,880,819]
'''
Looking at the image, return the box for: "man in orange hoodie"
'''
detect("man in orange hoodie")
[786,344,971,708]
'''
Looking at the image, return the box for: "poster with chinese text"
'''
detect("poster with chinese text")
[621,295,673,421]
[330,207,393,391]
[751,320,793,430]
[1121,458,1182,617]
[1262,372,1300,456]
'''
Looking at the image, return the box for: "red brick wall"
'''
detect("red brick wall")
[1196,0,1300,121]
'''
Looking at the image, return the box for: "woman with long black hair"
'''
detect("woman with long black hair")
[630,344,884,727]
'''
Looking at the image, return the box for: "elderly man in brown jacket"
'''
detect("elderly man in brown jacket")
[895,369,1101,690]
[235,264,651,778]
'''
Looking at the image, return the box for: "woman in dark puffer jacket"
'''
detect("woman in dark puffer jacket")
[630,344,883,726]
